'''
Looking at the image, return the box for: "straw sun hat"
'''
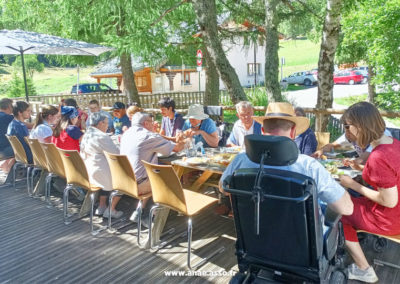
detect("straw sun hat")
[183,104,209,120]
[252,102,310,135]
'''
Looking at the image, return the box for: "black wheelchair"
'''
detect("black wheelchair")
[223,135,347,283]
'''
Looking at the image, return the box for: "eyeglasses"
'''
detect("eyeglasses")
[344,124,351,130]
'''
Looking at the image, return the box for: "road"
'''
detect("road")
[285,83,368,108]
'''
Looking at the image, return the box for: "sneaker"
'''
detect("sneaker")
[94,206,107,216]
[129,210,139,223]
[348,263,378,283]
[103,208,123,219]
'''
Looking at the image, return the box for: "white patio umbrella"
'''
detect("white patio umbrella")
[0,29,114,101]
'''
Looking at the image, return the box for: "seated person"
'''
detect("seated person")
[219,102,353,218]
[294,107,317,155]
[86,99,113,132]
[63,98,88,130]
[81,112,122,219]
[0,98,15,173]
[180,104,219,148]
[312,123,392,169]
[124,104,143,132]
[52,106,84,151]
[339,102,400,283]
[158,97,184,140]
[112,102,130,135]
[7,101,33,164]
[120,112,184,223]
[30,105,60,143]
[226,101,261,148]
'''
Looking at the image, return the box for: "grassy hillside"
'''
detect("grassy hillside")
[0,39,320,97]
[278,39,320,78]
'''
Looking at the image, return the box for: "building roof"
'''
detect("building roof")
[90,56,150,77]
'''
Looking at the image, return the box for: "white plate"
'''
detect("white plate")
[185,157,209,165]
[157,152,174,158]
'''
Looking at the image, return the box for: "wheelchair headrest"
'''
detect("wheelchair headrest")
[244,134,299,166]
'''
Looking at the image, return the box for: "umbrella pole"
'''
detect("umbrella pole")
[19,47,29,102]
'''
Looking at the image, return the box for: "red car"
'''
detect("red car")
[333,70,364,85]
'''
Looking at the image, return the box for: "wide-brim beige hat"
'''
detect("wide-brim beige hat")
[183,104,209,120]
[252,102,310,135]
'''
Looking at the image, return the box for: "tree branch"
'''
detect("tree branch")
[293,0,324,21]
[150,0,189,27]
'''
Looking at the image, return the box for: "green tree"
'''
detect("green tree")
[7,72,36,97]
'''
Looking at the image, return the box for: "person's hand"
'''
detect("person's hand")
[339,174,357,189]
[311,149,324,158]
[184,129,195,138]
[175,130,185,143]
[343,158,364,171]
[153,121,160,133]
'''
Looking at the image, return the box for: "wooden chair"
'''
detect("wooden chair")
[104,152,152,245]
[315,131,330,150]
[142,160,223,269]
[6,135,33,193]
[57,148,102,235]
[25,138,48,197]
[40,142,66,208]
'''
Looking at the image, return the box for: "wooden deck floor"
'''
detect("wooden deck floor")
[0,182,238,283]
[2,179,400,283]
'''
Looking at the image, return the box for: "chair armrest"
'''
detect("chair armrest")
[324,207,341,227]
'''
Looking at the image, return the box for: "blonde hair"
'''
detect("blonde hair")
[127,105,144,119]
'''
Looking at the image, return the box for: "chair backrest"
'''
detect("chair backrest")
[26,138,48,170]
[7,135,29,164]
[104,151,140,198]
[225,168,322,274]
[40,142,65,178]
[142,160,187,215]
[57,148,91,190]
[315,131,330,150]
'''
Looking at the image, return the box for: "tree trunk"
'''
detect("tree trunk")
[367,64,376,104]
[265,0,284,102]
[315,0,343,132]
[192,0,247,104]
[120,52,140,106]
[204,47,219,105]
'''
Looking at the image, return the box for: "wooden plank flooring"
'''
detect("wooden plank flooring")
[0,182,237,283]
[2,179,400,283]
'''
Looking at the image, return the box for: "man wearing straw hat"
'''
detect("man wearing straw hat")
[220,102,353,217]
[180,104,219,148]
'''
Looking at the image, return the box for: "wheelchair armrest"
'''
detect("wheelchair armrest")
[324,207,341,227]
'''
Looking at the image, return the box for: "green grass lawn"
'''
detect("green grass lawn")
[278,39,320,78]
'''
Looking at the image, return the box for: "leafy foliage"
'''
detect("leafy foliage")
[6,72,36,97]
[13,55,44,78]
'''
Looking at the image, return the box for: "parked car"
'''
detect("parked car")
[70,83,119,94]
[282,71,317,86]
[351,66,368,83]
[333,70,364,85]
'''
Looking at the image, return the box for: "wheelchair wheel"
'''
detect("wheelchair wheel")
[329,270,347,284]
[373,237,388,253]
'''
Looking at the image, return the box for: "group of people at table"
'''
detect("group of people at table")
[0,95,399,283]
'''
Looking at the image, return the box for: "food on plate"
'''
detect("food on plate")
[185,157,209,165]
[209,153,237,166]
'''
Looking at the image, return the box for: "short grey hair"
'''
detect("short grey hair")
[89,112,108,126]
[235,101,253,112]
[131,112,152,126]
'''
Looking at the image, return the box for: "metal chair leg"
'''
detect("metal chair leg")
[187,217,193,269]
[136,201,144,246]
[63,185,73,225]
[90,192,96,235]
[107,190,119,231]
[186,217,225,270]
[31,167,41,198]
[12,162,17,191]
[45,173,53,208]
[148,204,162,248]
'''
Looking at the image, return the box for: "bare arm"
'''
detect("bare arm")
[196,130,219,148]
[328,190,354,216]
[340,175,398,208]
